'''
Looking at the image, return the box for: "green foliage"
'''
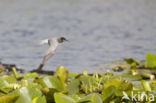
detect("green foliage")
[78,93,102,103]
[102,86,116,102]
[0,95,18,103]
[0,68,3,74]
[10,86,45,103]
[146,53,156,68]
[54,93,76,103]
[80,73,103,94]
[141,80,152,92]
[56,66,68,90]
[24,72,38,79]
[66,79,80,95]
[39,76,64,91]
[0,62,155,103]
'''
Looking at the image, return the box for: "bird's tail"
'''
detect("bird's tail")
[39,39,48,45]
[37,63,44,71]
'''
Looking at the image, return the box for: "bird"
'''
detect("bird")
[36,37,68,71]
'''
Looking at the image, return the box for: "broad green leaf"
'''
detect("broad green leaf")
[0,95,18,103]
[67,79,80,95]
[124,58,139,65]
[78,93,102,103]
[0,76,18,93]
[31,96,46,103]
[0,76,17,86]
[10,86,43,103]
[103,78,122,89]
[54,93,76,103]
[39,76,64,91]
[120,74,142,81]
[118,82,133,91]
[68,73,79,79]
[31,97,39,103]
[41,88,57,103]
[102,86,116,102]
[37,96,47,103]
[24,72,38,79]
[56,66,68,90]
[56,66,68,82]
[146,53,156,68]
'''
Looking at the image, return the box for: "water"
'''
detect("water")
[0,0,156,73]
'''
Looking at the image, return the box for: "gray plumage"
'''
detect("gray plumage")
[37,37,68,70]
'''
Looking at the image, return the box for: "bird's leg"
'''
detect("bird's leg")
[37,63,44,71]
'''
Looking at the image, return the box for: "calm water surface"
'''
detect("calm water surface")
[0,0,156,73]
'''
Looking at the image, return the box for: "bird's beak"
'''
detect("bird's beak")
[39,39,49,45]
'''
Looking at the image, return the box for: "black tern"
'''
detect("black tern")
[37,37,68,71]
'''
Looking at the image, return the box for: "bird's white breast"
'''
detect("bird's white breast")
[45,38,59,55]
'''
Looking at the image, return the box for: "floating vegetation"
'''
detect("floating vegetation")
[0,53,156,103]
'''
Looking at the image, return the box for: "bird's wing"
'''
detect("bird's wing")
[41,49,56,64]
[40,38,59,64]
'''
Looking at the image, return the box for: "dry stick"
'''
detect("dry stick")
[3,63,55,75]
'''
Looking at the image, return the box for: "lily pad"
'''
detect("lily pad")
[39,76,64,91]
[102,86,116,102]
[78,93,102,103]
[10,86,45,103]
[54,93,76,103]
[67,79,80,95]
[103,78,122,89]
[24,72,39,79]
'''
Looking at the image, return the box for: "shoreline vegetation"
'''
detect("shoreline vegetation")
[0,53,156,103]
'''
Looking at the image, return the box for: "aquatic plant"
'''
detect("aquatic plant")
[0,53,156,103]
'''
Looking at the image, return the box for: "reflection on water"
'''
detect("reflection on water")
[0,0,156,73]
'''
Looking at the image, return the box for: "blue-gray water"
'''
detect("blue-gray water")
[0,0,156,73]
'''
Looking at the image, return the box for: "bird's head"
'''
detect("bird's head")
[58,37,68,43]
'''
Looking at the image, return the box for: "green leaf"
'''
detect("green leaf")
[54,93,76,103]
[24,72,39,79]
[102,86,116,102]
[118,82,133,91]
[56,66,68,82]
[12,68,19,79]
[0,76,18,93]
[10,86,43,103]
[0,76,17,87]
[124,58,139,65]
[56,66,68,90]
[0,95,18,103]
[41,88,57,103]
[120,74,142,81]
[68,73,79,79]
[31,96,46,103]
[31,97,39,103]
[103,78,122,89]
[78,93,102,103]
[146,53,156,68]
[141,80,152,91]
[37,96,47,103]
[67,79,80,95]
[39,76,64,91]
